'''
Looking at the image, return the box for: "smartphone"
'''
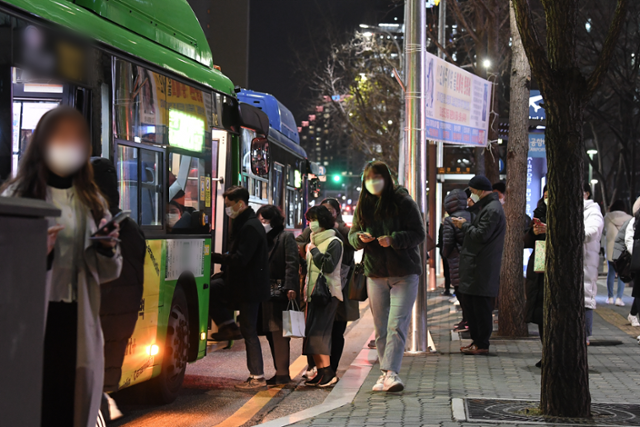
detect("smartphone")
[361,232,374,239]
[533,218,542,226]
[91,211,129,237]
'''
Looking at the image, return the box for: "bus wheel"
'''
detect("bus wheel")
[148,285,190,404]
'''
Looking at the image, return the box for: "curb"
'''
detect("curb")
[256,333,377,427]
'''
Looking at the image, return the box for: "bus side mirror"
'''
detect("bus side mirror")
[251,137,269,178]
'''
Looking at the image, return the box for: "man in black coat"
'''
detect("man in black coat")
[452,175,506,355]
[209,186,270,390]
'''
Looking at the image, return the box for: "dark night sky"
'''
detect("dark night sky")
[248,0,399,121]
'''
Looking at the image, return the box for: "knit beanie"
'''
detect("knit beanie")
[468,175,492,192]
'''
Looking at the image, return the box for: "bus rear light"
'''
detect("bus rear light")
[147,344,159,356]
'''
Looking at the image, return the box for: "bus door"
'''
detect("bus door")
[211,129,228,271]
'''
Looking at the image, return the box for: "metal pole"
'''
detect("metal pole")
[404,0,428,353]
[434,0,446,278]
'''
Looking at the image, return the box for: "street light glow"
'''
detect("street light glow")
[482,59,491,68]
[587,149,598,155]
[363,31,373,38]
[591,179,599,184]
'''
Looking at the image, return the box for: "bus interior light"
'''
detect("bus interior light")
[147,344,160,356]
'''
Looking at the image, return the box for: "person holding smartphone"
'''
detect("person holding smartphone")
[349,161,426,392]
[2,107,122,427]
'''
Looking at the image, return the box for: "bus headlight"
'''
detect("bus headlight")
[147,344,159,356]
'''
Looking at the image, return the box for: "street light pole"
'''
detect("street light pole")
[403,0,428,353]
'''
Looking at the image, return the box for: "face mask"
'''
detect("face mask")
[544,198,548,206]
[167,213,179,227]
[499,197,505,206]
[309,221,321,233]
[263,222,272,233]
[225,201,243,219]
[470,192,480,203]
[365,178,385,195]
[46,143,86,176]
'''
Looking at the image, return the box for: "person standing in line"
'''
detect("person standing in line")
[297,198,359,376]
[349,161,426,392]
[1,107,122,427]
[452,175,506,356]
[583,183,604,343]
[443,189,472,332]
[603,200,631,306]
[438,216,452,297]
[209,186,270,390]
[92,158,146,421]
[303,205,343,388]
[523,187,547,368]
[256,205,299,386]
[620,198,640,327]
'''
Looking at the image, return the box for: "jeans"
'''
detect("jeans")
[367,275,419,374]
[585,308,593,338]
[209,278,264,376]
[607,261,625,299]
[463,294,494,349]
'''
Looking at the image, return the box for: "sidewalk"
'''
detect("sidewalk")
[290,278,640,427]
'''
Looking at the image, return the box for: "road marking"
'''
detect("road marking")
[596,307,639,338]
[213,354,308,427]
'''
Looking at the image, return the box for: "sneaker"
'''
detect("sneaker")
[382,372,404,392]
[606,297,614,304]
[266,375,291,385]
[461,344,489,355]
[628,314,640,327]
[235,377,267,390]
[616,298,625,307]
[453,299,461,306]
[302,366,317,379]
[460,342,474,352]
[441,290,451,296]
[318,367,338,388]
[372,373,386,391]
[210,323,243,341]
[304,369,324,386]
[449,296,458,304]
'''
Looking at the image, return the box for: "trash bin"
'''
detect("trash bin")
[0,196,60,427]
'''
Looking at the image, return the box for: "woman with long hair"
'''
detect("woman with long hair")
[302,205,343,388]
[2,106,122,427]
[256,204,299,385]
[348,161,425,392]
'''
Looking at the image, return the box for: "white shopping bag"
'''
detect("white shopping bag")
[283,300,305,338]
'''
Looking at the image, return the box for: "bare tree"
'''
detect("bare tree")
[512,0,628,417]
[498,1,531,338]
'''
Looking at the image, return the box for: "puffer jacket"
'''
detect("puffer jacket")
[458,192,506,297]
[442,189,471,288]
[584,200,604,309]
[604,210,631,262]
[349,186,426,278]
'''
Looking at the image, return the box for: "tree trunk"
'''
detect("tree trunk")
[484,11,501,185]
[541,87,591,417]
[498,2,530,338]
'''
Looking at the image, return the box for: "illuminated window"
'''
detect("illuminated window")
[169,110,205,152]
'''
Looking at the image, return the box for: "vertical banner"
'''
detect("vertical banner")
[424,51,491,146]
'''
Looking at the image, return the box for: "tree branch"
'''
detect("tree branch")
[585,0,629,98]
[448,0,483,46]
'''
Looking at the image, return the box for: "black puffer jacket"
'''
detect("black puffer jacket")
[349,186,426,278]
[442,189,472,288]
[524,197,546,324]
[215,207,270,303]
[458,192,506,297]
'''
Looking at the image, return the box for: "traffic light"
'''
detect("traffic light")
[332,174,342,183]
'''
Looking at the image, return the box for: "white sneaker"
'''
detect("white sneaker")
[453,299,461,306]
[382,371,404,392]
[606,297,614,304]
[628,314,640,327]
[616,298,625,307]
[372,373,386,391]
[303,366,317,380]
[449,296,458,304]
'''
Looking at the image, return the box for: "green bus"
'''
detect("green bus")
[0,0,316,405]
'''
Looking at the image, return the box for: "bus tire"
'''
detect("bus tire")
[147,285,190,404]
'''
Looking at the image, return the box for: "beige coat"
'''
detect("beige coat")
[604,210,632,262]
[5,186,122,427]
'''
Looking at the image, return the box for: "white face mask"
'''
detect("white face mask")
[309,221,321,233]
[263,222,272,233]
[470,192,480,203]
[544,198,548,206]
[225,202,243,219]
[365,178,385,196]
[46,143,86,177]
[167,213,180,227]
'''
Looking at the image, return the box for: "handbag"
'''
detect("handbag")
[533,240,545,273]
[283,300,305,338]
[348,262,367,301]
[614,249,634,283]
[311,257,332,306]
[269,279,288,301]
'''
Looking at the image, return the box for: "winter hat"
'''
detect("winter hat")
[468,175,492,192]
[633,197,640,215]
[492,182,506,194]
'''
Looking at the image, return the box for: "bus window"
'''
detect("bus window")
[117,145,139,222]
[272,163,284,209]
[168,153,210,234]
